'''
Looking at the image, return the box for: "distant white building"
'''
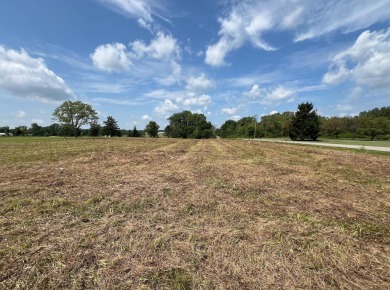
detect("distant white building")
[0,133,6,137]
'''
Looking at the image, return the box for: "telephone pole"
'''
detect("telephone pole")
[254,115,257,139]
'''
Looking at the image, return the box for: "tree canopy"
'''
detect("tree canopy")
[165,111,214,139]
[289,102,320,141]
[128,125,142,137]
[52,101,98,137]
[101,116,121,137]
[145,121,159,138]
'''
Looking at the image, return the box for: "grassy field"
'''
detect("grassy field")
[0,138,389,289]
[320,138,390,147]
[261,137,390,148]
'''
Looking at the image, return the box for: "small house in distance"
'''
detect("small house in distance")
[157,130,165,137]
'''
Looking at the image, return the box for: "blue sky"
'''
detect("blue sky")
[1,0,390,129]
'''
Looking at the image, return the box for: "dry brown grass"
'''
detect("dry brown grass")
[0,138,389,289]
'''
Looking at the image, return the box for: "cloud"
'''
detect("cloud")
[142,114,152,121]
[348,87,363,100]
[130,32,180,62]
[99,0,168,29]
[90,33,182,86]
[244,84,261,97]
[16,110,26,118]
[156,61,182,86]
[206,0,390,66]
[269,110,278,115]
[177,94,212,107]
[152,91,212,117]
[91,97,138,106]
[244,84,295,105]
[186,73,214,93]
[267,87,295,102]
[205,10,247,66]
[154,99,179,115]
[90,43,131,72]
[222,107,237,115]
[231,115,241,121]
[323,29,390,90]
[294,1,390,42]
[0,46,75,102]
[144,89,170,99]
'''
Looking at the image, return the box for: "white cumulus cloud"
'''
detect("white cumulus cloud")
[142,114,152,121]
[154,99,179,115]
[0,46,74,102]
[90,43,131,72]
[131,32,180,62]
[186,73,214,93]
[267,87,295,101]
[323,28,390,90]
[244,84,295,105]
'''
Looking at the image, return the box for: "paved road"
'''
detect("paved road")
[251,139,390,152]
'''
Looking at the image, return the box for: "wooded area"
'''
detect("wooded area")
[1,104,389,141]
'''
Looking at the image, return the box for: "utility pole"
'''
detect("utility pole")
[254,114,257,139]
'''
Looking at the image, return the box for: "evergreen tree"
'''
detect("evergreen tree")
[127,125,141,137]
[289,102,320,141]
[101,116,120,137]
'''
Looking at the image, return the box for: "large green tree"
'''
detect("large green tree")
[101,116,120,137]
[260,112,293,137]
[322,117,346,139]
[13,126,28,136]
[165,111,214,139]
[145,121,159,138]
[236,116,257,138]
[289,102,320,141]
[52,101,98,137]
[359,116,389,140]
[220,120,237,138]
[30,123,43,136]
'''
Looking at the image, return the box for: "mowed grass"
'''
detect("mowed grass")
[320,138,390,147]
[262,137,390,148]
[0,138,389,289]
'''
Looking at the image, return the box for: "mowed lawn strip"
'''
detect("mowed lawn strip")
[0,138,389,289]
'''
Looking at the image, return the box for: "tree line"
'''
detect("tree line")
[217,104,390,141]
[1,101,389,141]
